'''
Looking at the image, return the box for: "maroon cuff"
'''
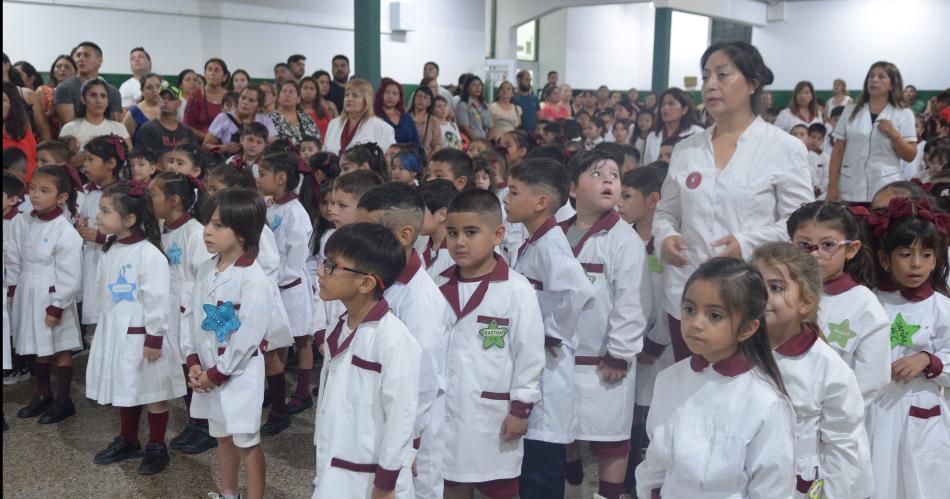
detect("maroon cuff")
[314,329,326,347]
[544,336,562,348]
[6,285,14,298]
[186,354,200,370]
[509,400,533,418]
[206,366,230,386]
[923,351,944,379]
[94,231,107,244]
[602,352,630,371]
[144,334,164,349]
[641,337,666,358]
[413,437,421,450]
[373,465,400,490]
[45,305,64,319]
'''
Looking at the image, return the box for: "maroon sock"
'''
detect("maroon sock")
[119,406,143,443]
[267,373,287,415]
[56,365,73,403]
[565,459,584,486]
[35,363,52,398]
[294,368,312,398]
[598,480,624,499]
[147,411,169,446]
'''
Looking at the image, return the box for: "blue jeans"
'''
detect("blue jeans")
[519,439,566,499]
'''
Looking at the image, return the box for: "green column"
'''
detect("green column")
[354,0,381,88]
[652,7,672,94]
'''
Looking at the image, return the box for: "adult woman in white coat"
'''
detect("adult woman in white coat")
[322,79,395,155]
[641,87,704,164]
[653,41,814,362]
[826,62,917,203]
[773,80,824,132]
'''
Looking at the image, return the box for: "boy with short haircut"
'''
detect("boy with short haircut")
[503,159,594,499]
[434,190,544,499]
[415,179,457,278]
[226,122,269,176]
[657,136,683,164]
[35,140,72,167]
[312,223,421,499]
[128,149,158,182]
[618,165,672,492]
[806,123,830,199]
[560,149,649,499]
[427,148,473,191]
[3,147,28,185]
[356,183,453,499]
[298,135,321,162]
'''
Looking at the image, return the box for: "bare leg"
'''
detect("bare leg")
[443,483,474,499]
[240,444,266,499]
[217,437,240,496]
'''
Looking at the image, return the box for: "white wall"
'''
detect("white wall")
[560,3,655,90]
[537,9,568,85]
[668,10,709,90]
[2,0,485,84]
[753,0,950,90]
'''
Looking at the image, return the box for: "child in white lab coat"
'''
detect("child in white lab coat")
[415,179,457,279]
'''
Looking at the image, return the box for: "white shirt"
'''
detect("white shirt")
[642,124,704,164]
[267,195,313,337]
[773,108,824,133]
[119,77,142,108]
[59,118,130,149]
[652,117,814,319]
[323,115,395,155]
[807,150,830,199]
[832,103,916,202]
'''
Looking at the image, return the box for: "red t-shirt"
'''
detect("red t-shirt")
[3,130,37,181]
[184,88,223,132]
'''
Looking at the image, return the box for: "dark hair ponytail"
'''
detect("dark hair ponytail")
[101,182,163,255]
[700,41,774,116]
[84,134,128,180]
[787,201,877,288]
[32,165,80,219]
[153,171,208,223]
[259,152,319,222]
[342,142,389,181]
[684,257,787,396]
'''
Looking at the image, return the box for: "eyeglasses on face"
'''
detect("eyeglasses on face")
[794,240,853,255]
[318,257,386,289]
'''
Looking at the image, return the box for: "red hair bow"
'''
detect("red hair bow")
[296,157,313,174]
[867,196,950,237]
[187,175,206,193]
[848,205,871,221]
[910,178,934,193]
[106,134,126,163]
[128,180,148,198]
[64,166,84,192]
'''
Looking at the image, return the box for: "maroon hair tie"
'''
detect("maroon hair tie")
[106,135,126,163]
[128,180,148,198]
[187,175,206,192]
[910,178,934,193]
[296,157,314,174]
[64,166,84,192]
[868,196,950,237]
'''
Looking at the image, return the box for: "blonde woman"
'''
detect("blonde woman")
[323,79,395,155]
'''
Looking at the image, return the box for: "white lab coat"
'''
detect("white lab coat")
[497,184,527,264]
[560,211,649,440]
[832,103,916,202]
[652,116,814,320]
[642,124,704,164]
[867,287,950,499]
[2,263,9,370]
[773,108,824,133]
[85,236,185,406]
[323,115,396,155]
[258,224,294,350]
[384,250,453,499]
[312,300,420,499]
[807,150,830,199]
[635,237,674,407]
[420,236,453,280]
[268,195,314,337]
[183,254,271,434]
[7,208,83,356]
[78,186,107,324]
[161,214,213,362]
[773,324,869,498]
[635,354,797,499]
[434,256,545,482]
[512,217,594,443]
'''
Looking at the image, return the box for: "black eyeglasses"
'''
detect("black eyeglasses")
[794,240,853,255]
[319,257,385,289]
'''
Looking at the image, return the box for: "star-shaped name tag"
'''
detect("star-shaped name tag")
[167,242,183,266]
[890,313,921,349]
[108,265,137,303]
[827,319,857,349]
[479,320,509,349]
[202,301,241,342]
[269,214,283,232]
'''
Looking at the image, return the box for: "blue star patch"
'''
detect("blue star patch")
[108,265,137,303]
[269,214,283,232]
[167,242,183,266]
[201,301,241,342]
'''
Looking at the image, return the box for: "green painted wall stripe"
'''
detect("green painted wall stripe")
[651,7,672,95]
[354,0,381,88]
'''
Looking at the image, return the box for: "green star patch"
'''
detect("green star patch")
[890,313,921,349]
[827,319,857,349]
[647,254,664,274]
[479,320,509,349]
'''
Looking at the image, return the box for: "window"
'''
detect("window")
[516,20,538,61]
[710,19,752,44]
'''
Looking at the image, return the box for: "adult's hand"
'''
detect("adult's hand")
[660,235,689,267]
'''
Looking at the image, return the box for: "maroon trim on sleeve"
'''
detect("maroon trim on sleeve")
[373,465,400,491]
[144,334,164,349]
[544,336,562,347]
[45,305,64,319]
[601,352,629,371]
[206,366,230,385]
[923,351,944,379]
[186,354,200,370]
[641,337,666,358]
[509,400,533,418]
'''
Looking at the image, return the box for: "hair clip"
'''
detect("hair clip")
[106,134,126,162]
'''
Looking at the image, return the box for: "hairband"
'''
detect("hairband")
[106,135,126,163]
[64,166,84,192]
[910,178,934,193]
[128,180,148,198]
[867,196,950,237]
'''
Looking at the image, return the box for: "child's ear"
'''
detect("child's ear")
[647,192,661,210]
[396,224,414,249]
[493,223,506,246]
[123,213,138,229]
[535,193,550,213]
[737,318,760,343]
[844,239,862,261]
[436,207,448,224]
[877,249,890,272]
[569,181,578,200]
[358,274,377,296]
[55,191,69,206]
[454,176,468,191]
[275,171,288,186]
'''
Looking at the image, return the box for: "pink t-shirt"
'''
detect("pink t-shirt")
[538,103,569,121]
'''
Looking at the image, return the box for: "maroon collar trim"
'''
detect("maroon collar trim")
[3,209,18,220]
[235,252,256,267]
[439,254,510,319]
[84,179,118,193]
[274,192,298,205]
[32,206,64,221]
[689,351,752,377]
[496,180,508,189]
[823,273,859,296]
[396,250,423,285]
[423,237,447,268]
[325,298,390,358]
[558,210,621,256]
[117,232,146,244]
[517,216,559,259]
[164,212,193,232]
[878,278,935,302]
[645,237,655,255]
[774,323,820,357]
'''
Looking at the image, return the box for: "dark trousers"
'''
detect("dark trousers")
[519,439,566,499]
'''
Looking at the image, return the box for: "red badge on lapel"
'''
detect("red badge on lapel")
[686,172,702,189]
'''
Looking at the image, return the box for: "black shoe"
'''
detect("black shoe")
[286,394,313,416]
[260,412,290,437]
[311,386,319,398]
[138,443,170,475]
[38,399,76,424]
[94,436,143,465]
[262,391,271,409]
[169,422,197,451]
[17,395,52,419]
[179,424,217,455]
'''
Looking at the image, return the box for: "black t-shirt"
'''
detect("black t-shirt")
[137,119,197,153]
[329,82,346,114]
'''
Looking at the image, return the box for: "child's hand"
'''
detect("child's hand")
[188,365,207,392]
[500,414,528,441]
[370,487,395,499]
[143,346,162,361]
[45,314,61,327]
[598,361,627,384]
[637,352,657,365]
[77,227,100,242]
[891,352,931,383]
[197,371,215,390]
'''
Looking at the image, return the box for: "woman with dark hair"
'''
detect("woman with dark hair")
[455,75,493,141]
[32,55,77,140]
[12,61,42,90]
[311,70,339,117]
[299,76,331,139]
[229,69,250,94]
[409,85,442,157]
[202,85,277,154]
[642,87,703,163]
[538,83,568,121]
[121,73,163,147]
[653,41,813,362]
[826,61,918,202]
[374,77,420,151]
[269,80,319,146]
[58,79,131,150]
[175,69,202,122]
[3,81,36,178]
[184,58,230,142]
[774,80,823,132]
